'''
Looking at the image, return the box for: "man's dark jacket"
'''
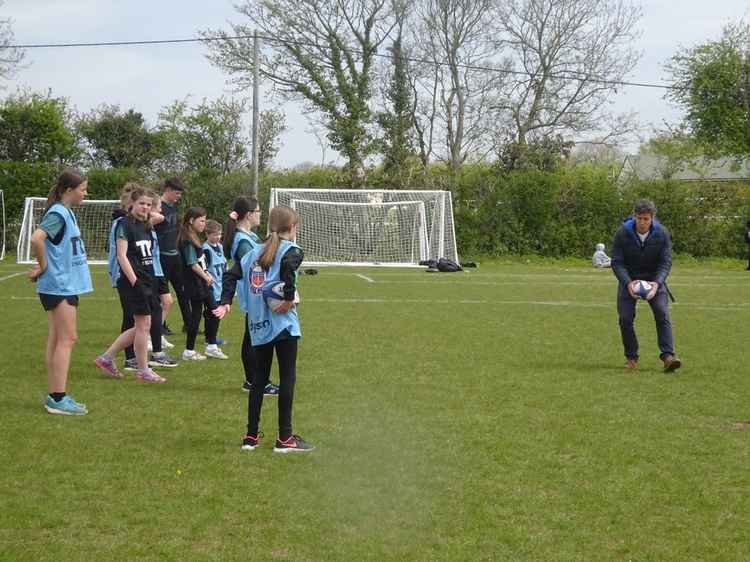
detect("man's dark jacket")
[611,217,672,287]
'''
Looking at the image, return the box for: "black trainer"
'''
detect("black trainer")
[273,434,315,453]
[162,322,175,336]
[241,433,261,451]
[264,383,280,396]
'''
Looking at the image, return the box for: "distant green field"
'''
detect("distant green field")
[1,262,749,562]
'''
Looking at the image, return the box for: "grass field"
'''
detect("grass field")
[1,261,750,562]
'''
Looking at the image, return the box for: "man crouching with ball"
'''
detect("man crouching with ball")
[611,199,682,373]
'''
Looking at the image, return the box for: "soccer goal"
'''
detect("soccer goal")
[0,190,5,261]
[269,189,459,267]
[17,197,120,265]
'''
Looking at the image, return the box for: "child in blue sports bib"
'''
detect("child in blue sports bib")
[214,205,314,453]
[222,197,280,395]
[28,169,93,416]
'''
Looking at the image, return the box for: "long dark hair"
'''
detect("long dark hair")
[45,169,86,211]
[258,206,298,270]
[177,207,207,250]
[223,196,259,258]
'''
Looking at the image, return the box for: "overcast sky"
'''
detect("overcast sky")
[3,0,750,167]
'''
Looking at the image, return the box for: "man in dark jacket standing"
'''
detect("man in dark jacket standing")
[611,199,681,373]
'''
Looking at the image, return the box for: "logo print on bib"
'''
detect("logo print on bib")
[250,262,265,294]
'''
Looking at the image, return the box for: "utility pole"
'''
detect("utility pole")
[251,31,260,196]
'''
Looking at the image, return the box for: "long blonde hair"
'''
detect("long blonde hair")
[258,206,298,270]
[126,186,155,230]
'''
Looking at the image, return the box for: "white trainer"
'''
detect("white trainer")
[161,336,175,349]
[182,349,207,361]
[205,344,229,360]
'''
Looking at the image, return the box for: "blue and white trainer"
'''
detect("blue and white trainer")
[45,395,88,416]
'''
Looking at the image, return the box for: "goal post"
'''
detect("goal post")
[270,189,459,267]
[16,197,120,265]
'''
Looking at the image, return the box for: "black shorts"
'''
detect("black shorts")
[117,280,160,317]
[39,293,79,311]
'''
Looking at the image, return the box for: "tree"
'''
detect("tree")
[0,91,79,163]
[377,15,416,187]
[667,21,750,158]
[257,109,287,172]
[77,106,159,169]
[411,0,505,174]
[0,3,25,82]
[203,0,398,186]
[494,0,641,148]
[157,97,251,174]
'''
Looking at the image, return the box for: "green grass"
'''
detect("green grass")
[1,261,749,561]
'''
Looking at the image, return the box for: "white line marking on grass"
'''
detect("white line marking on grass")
[3,295,750,311]
[356,274,375,283]
[303,297,750,310]
[0,272,24,282]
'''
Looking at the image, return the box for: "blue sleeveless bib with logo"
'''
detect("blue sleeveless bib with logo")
[203,242,227,302]
[231,229,261,313]
[37,203,93,296]
[240,239,301,346]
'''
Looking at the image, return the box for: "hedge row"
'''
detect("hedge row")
[1,162,749,258]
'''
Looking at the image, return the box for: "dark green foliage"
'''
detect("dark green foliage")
[0,93,79,164]
[624,179,750,258]
[377,33,415,188]
[497,136,574,172]
[668,22,750,158]
[77,106,161,169]
[0,161,59,222]
[156,98,251,174]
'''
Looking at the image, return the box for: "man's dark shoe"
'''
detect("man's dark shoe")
[662,355,682,373]
[162,322,175,336]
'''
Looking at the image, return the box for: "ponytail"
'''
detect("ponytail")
[223,196,258,258]
[258,233,282,270]
[45,169,86,211]
[258,205,298,270]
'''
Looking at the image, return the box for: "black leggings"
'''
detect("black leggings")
[242,314,258,384]
[120,292,162,360]
[248,336,298,439]
[160,254,191,327]
[186,296,219,350]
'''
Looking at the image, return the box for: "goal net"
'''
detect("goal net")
[270,189,459,267]
[17,197,120,265]
[0,190,5,261]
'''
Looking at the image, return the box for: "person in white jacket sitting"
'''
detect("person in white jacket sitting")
[592,243,611,268]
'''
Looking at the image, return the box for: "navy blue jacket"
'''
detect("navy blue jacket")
[611,217,672,286]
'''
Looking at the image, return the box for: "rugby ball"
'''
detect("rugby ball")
[633,280,653,300]
[262,282,300,312]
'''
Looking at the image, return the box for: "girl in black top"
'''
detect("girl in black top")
[178,207,220,360]
[95,187,167,383]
